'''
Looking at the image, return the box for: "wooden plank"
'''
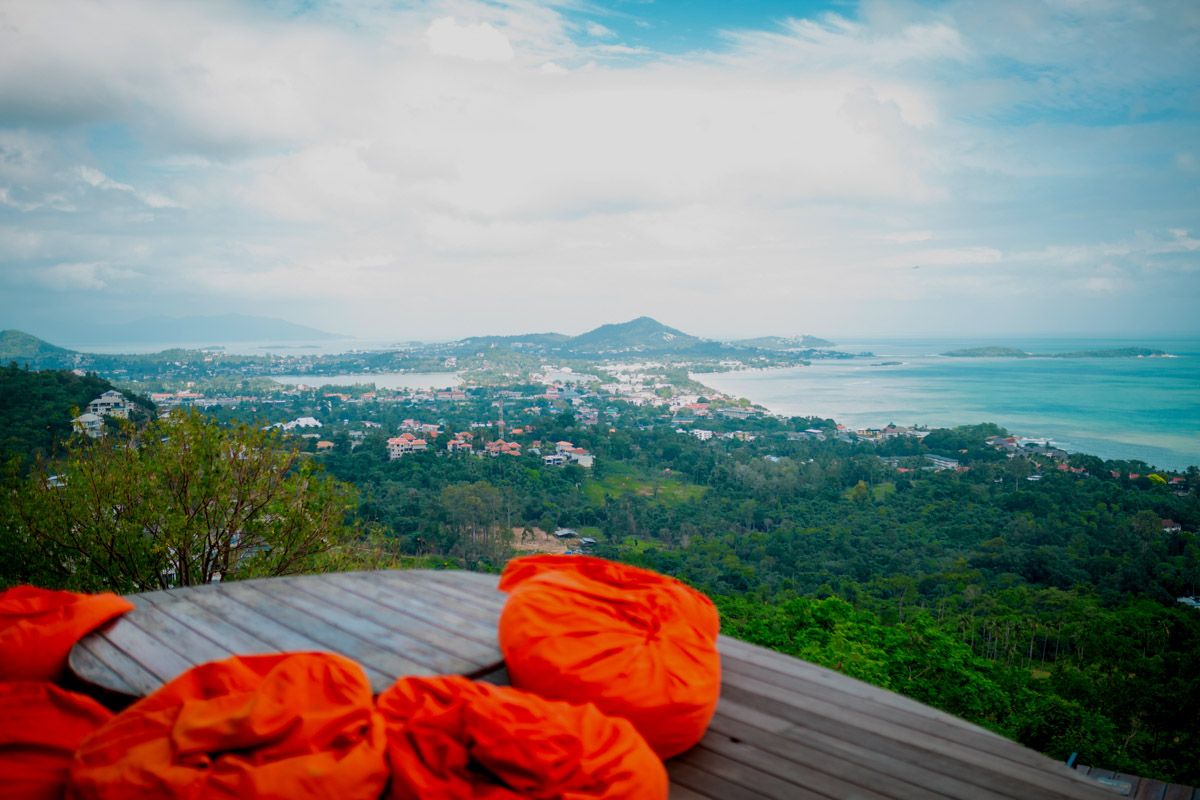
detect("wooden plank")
[72,635,162,696]
[676,745,833,800]
[719,637,1007,739]
[720,648,1027,758]
[386,569,501,600]
[706,705,958,800]
[1134,780,1168,800]
[118,603,233,666]
[667,760,775,800]
[408,570,506,607]
[715,697,1013,800]
[68,637,138,696]
[151,596,280,656]
[667,785,717,800]
[227,581,438,685]
[133,589,171,605]
[720,653,1087,782]
[287,574,499,669]
[719,678,1110,800]
[402,574,507,611]
[254,577,476,673]
[418,569,503,591]
[693,727,895,800]
[143,586,394,691]
[91,617,198,683]
[774,711,1090,800]
[333,571,502,635]
[173,586,327,652]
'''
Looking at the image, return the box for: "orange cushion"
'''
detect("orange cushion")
[68,653,388,800]
[498,555,721,759]
[0,586,134,683]
[377,675,667,799]
[0,683,113,800]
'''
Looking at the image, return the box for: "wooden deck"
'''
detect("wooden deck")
[69,569,1182,799]
[70,570,506,696]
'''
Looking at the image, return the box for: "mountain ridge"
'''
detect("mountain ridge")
[452,316,834,356]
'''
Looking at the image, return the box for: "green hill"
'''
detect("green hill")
[457,332,571,349]
[567,316,698,351]
[942,346,1030,357]
[0,364,152,468]
[446,317,844,360]
[732,334,836,350]
[0,330,78,368]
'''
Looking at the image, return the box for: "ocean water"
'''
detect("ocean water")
[694,338,1200,472]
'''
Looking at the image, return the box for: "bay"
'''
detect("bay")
[694,337,1200,471]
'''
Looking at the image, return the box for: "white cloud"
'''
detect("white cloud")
[425,17,514,62]
[727,13,971,69]
[585,21,615,39]
[77,166,182,209]
[11,262,139,292]
[0,0,1196,338]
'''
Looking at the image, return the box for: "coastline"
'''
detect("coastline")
[690,358,1200,472]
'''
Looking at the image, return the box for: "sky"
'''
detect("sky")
[1,0,1198,343]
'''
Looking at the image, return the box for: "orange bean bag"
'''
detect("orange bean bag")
[67,653,388,800]
[377,675,667,799]
[0,586,134,683]
[498,555,721,759]
[0,682,113,800]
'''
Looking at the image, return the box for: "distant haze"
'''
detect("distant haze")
[1,0,1197,340]
[48,314,346,347]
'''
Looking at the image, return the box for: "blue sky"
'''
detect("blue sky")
[0,0,1197,342]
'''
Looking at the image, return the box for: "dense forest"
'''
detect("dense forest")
[0,362,153,469]
[312,405,1200,783]
[2,368,1198,783]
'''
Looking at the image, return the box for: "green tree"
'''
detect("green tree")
[3,411,369,593]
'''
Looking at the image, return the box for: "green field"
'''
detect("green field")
[584,468,707,506]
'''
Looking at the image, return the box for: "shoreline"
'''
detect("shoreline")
[689,366,1199,472]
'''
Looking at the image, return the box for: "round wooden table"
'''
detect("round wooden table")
[69,569,506,696]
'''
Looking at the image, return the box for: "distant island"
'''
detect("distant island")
[0,317,851,382]
[943,346,1169,359]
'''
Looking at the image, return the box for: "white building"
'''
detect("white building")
[387,434,428,460]
[73,412,105,438]
[86,390,130,419]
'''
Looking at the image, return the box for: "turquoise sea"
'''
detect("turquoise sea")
[694,338,1200,472]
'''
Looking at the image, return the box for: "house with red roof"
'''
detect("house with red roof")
[387,434,427,460]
